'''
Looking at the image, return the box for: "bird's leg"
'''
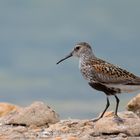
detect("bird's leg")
[99,96,110,118]
[92,96,110,122]
[114,95,119,117]
[113,95,124,123]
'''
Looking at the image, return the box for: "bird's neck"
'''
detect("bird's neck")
[79,52,96,67]
[80,52,95,62]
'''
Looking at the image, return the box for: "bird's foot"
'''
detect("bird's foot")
[113,115,124,124]
[90,116,103,122]
[90,114,124,124]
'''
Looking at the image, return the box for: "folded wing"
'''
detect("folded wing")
[89,58,140,85]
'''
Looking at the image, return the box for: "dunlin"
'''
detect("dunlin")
[57,42,140,121]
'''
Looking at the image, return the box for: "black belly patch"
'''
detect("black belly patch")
[88,82,121,95]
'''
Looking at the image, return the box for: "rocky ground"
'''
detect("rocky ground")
[0,94,140,140]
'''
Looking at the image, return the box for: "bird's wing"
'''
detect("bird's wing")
[87,58,140,85]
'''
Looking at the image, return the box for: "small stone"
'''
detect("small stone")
[67,136,79,140]
[118,133,127,138]
[127,93,140,117]
[103,111,114,117]
[0,102,20,117]
[55,137,62,140]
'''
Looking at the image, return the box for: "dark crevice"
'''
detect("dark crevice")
[6,123,27,127]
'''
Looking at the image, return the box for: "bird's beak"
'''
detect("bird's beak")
[56,52,73,64]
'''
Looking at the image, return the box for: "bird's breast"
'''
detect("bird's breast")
[79,62,96,82]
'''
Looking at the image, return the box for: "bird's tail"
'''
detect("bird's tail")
[106,82,140,93]
[120,85,140,93]
[121,77,140,93]
[132,77,140,85]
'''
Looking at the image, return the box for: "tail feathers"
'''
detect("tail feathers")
[120,85,140,93]
[106,83,140,93]
[126,77,140,85]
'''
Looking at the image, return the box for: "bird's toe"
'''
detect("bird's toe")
[113,115,124,123]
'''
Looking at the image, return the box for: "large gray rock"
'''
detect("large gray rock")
[94,111,140,136]
[2,101,59,126]
[127,94,140,117]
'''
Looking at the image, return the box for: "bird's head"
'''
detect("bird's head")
[56,42,93,64]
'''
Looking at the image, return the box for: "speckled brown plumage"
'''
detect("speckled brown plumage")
[57,42,140,121]
[80,58,139,85]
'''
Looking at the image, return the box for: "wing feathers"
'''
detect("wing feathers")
[86,58,139,85]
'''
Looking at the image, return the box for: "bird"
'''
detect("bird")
[56,42,140,121]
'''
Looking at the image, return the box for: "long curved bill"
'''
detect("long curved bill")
[56,52,72,64]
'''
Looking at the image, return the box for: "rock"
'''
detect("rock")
[2,101,59,126]
[45,111,140,139]
[0,125,28,140]
[0,111,139,139]
[94,111,140,136]
[0,102,20,117]
[0,101,139,139]
[127,94,140,117]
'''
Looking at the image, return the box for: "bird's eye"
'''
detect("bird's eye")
[75,46,80,51]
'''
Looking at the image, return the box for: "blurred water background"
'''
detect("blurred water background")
[0,0,140,119]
